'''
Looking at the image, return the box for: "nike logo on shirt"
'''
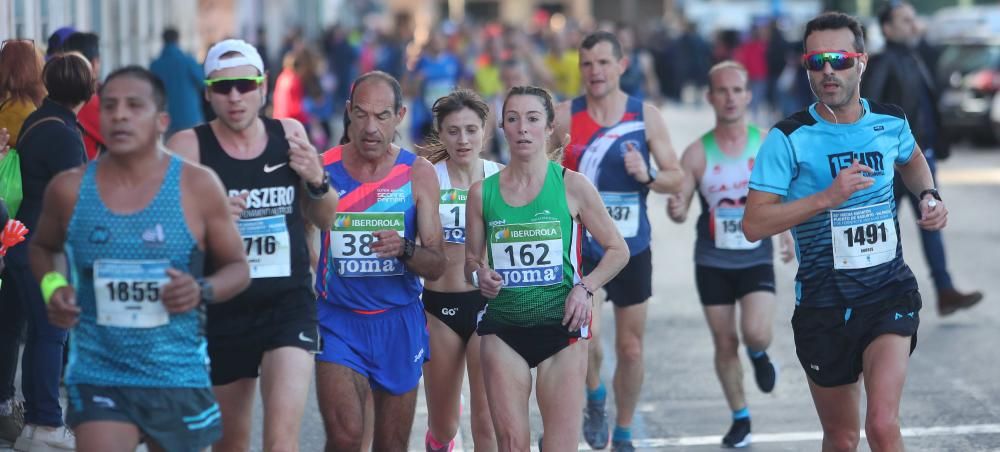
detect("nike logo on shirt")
[264,162,288,173]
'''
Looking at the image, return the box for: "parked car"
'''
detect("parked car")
[927,6,1000,144]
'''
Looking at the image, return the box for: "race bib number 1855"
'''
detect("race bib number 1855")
[93,259,170,328]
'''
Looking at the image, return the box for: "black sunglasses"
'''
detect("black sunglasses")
[204,76,265,95]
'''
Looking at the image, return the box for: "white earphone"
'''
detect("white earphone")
[859,62,865,75]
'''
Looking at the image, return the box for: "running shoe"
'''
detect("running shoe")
[0,399,24,446]
[750,352,777,393]
[13,424,75,451]
[722,418,751,448]
[611,439,636,452]
[582,401,610,449]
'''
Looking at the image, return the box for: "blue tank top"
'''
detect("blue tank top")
[316,146,422,312]
[564,95,651,258]
[65,156,209,388]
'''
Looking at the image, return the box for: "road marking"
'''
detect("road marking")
[938,168,1000,185]
[411,423,1000,451]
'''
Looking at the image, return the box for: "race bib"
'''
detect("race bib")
[489,221,562,288]
[331,212,406,277]
[237,215,291,278]
[599,192,640,238]
[713,207,760,250]
[93,259,170,328]
[830,202,898,270]
[439,188,468,244]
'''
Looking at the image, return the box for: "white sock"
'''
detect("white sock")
[0,399,12,416]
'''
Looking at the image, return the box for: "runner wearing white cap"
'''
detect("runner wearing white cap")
[167,39,338,452]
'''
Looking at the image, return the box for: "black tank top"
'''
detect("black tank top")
[195,118,311,304]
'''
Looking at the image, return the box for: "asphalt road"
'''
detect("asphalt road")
[4,104,998,452]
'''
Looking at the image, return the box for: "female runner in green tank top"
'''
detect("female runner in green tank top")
[464,86,629,451]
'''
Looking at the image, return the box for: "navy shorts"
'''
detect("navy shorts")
[317,301,429,395]
[695,264,776,306]
[207,288,320,386]
[792,290,921,387]
[583,248,652,307]
[67,384,221,452]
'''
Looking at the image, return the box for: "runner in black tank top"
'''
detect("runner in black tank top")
[165,39,338,452]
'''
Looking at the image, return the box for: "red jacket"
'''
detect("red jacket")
[77,94,103,160]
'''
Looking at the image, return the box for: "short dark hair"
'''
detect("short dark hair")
[349,71,403,113]
[43,52,95,107]
[877,1,909,28]
[62,32,100,63]
[802,12,866,54]
[99,66,167,112]
[580,31,623,59]
[162,27,180,44]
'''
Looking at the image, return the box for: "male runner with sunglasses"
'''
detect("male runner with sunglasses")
[167,39,339,452]
[743,13,946,451]
[553,31,684,452]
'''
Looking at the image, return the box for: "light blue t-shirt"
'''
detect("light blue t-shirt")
[749,98,918,308]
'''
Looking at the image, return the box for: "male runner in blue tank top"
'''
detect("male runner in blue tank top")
[31,66,250,451]
[743,13,948,451]
[553,31,684,452]
[167,38,339,452]
[667,61,795,448]
[314,71,446,452]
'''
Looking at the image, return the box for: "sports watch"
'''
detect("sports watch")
[399,238,416,261]
[197,277,215,304]
[644,166,658,186]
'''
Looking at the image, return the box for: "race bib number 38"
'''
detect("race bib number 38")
[830,202,898,270]
[440,188,468,244]
[237,215,291,279]
[331,212,406,277]
[489,221,562,288]
[93,259,170,328]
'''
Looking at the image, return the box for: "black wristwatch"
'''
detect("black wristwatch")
[306,173,331,199]
[197,277,215,304]
[918,188,941,202]
[399,238,416,261]
[644,166,658,186]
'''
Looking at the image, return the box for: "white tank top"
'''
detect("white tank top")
[435,159,501,243]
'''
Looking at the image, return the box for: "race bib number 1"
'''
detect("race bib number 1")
[331,212,406,277]
[439,188,468,244]
[830,202,898,270]
[237,215,291,278]
[489,221,563,288]
[93,259,170,328]
[713,207,760,250]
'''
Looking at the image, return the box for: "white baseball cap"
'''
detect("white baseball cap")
[204,39,264,77]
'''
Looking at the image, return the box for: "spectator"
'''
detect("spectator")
[0,52,94,452]
[0,39,46,143]
[544,32,581,100]
[734,24,770,122]
[406,30,462,144]
[150,27,205,139]
[44,26,76,60]
[272,47,317,127]
[863,0,982,315]
[61,32,103,159]
[0,38,45,445]
[617,26,661,101]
